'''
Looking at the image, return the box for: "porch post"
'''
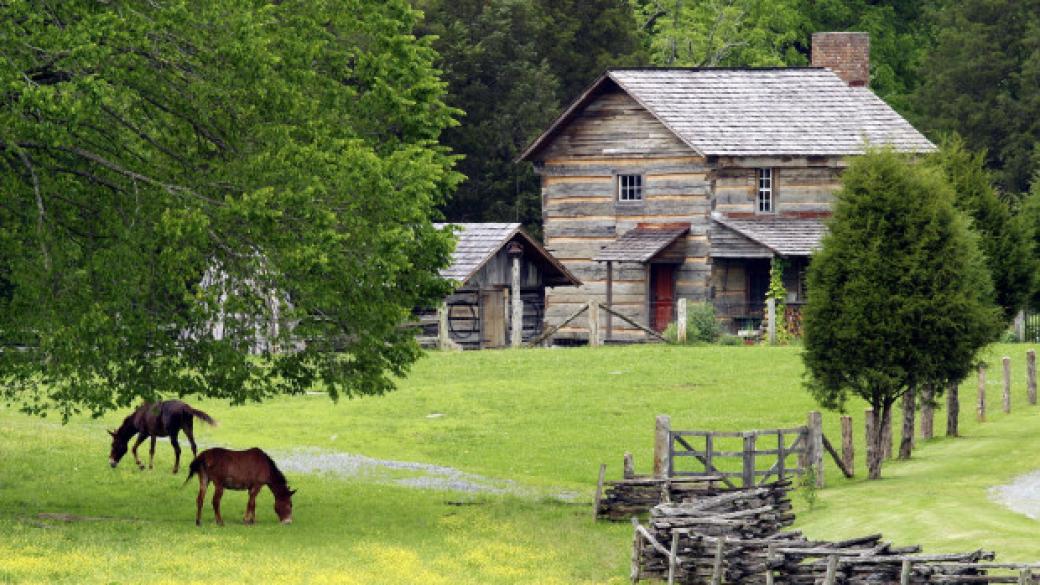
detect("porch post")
[508,242,524,348]
[606,260,613,340]
[767,297,777,345]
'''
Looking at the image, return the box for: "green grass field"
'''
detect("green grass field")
[1,343,1039,583]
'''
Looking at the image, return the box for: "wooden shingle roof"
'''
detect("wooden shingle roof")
[711,214,828,257]
[520,68,935,160]
[594,224,690,263]
[435,223,580,286]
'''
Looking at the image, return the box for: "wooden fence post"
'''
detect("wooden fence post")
[593,463,606,520]
[1028,349,1037,406]
[767,298,777,345]
[437,303,451,351]
[900,559,912,585]
[920,384,934,440]
[630,522,642,583]
[807,411,824,488]
[977,364,987,423]
[841,415,854,477]
[743,432,757,488]
[899,386,915,459]
[711,538,725,585]
[676,298,687,343]
[623,452,635,479]
[1003,356,1012,414]
[668,531,679,585]
[946,380,959,437]
[654,415,671,479]
[824,554,838,585]
[588,300,601,347]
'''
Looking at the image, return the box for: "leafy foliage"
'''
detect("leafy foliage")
[802,149,1002,478]
[663,302,722,344]
[418,0,645,234]
[914,0,1040,194]
[0,1,460,419]
[926,135,1037,321]
[633,0,809,67]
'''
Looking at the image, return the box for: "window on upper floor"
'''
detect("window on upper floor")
[618,174,643,202]
[756,168,773,213]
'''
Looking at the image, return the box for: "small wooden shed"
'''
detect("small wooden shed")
[423,223,581,349]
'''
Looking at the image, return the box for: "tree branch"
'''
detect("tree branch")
[16,149,52,274]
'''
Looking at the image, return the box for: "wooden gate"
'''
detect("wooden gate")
[669,427,808,488]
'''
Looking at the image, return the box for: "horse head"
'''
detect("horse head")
[108,429,128,468]
[275,488,296,524]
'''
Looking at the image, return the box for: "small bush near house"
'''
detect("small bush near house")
[719,334,743,346]
[664,302,722,344]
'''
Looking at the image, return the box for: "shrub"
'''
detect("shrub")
[664,302,722,344]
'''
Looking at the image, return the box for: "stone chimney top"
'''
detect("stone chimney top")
[811,32,870,87]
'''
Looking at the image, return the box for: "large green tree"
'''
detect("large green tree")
[927,135,1037,322]
[418,0,645,233]
[802,149,1001,480]
[633,0,809,66]
[915,0,1040,194]
[418,0,559,232]
[0,1,459,420]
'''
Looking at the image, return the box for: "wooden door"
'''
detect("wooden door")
[479,289,507,348]
[650,264,677,332]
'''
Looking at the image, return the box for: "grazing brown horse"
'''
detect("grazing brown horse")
[108,400,216,473]
[186,447,296,526]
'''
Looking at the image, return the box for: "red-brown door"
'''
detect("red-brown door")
[650,264,677,332]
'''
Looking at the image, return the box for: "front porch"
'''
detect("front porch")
[709,213,824,335]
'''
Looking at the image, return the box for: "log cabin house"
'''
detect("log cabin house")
[518,32,935,341]
[419,223,580,349]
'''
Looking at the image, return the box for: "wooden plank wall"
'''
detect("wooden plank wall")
[538,88,711,340]
[533,85,848,342]
[439,289,545,349]
[714,162,843,215]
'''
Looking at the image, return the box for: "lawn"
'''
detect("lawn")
[1,343,1038,583]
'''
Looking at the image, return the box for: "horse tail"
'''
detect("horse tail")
[184,456,203,486]
[189,407,217,426]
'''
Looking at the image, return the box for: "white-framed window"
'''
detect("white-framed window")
[756,168,773,213]
[618,174,644,202]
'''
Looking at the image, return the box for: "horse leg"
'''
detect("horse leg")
[184,420,198,460]
[170,430,182,474]
[245,486,261,525]
[131,434,147,470]
[148,436,156,469]
[212,483,225,526]
[195,475,209,526]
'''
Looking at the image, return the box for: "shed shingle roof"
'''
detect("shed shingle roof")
[711,214,828,257]
[435,223,580,286]
[594,224,690,263]
[521,68,935,159]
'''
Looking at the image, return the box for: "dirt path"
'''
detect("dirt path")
[989,470,1040,519]
[274,448,578,499]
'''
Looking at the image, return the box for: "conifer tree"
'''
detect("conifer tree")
[803,149,1001,479]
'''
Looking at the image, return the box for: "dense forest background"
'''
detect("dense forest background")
[413,0,1040,237]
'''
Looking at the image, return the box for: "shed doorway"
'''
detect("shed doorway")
[650,264,677,332]
[479,288,507,348]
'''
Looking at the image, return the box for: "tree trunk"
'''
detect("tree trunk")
[899,386,915,459]
[866,406,886,480]
[946,380,959,437]
[920,383,934,440]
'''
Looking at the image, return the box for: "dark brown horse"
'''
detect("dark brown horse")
[108,400,216,473]
[186,447,296,526]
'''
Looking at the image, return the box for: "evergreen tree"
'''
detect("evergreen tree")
[803,149,1001,479]
[0,0,459,418]
[535,0,648,101]
[915,0,1040,194]
[927,135,1037,321]
[418,0,560,234]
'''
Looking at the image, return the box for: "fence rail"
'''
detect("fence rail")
[669,427,809,488]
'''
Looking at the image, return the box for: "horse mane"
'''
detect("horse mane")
[260,451,289,490]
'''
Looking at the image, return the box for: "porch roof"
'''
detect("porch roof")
[594,224,690,263]
[710,214,828,257]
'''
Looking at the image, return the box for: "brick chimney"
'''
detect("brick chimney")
[811,32,870,87]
